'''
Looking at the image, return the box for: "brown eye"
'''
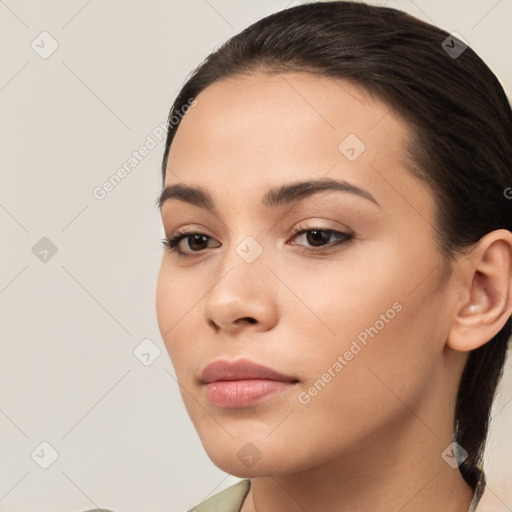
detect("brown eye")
[305,230,333,246]
[289,228,354,250]
[162,231,221,258]
[186,234,210,251]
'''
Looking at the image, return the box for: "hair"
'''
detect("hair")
[160,1,512,489]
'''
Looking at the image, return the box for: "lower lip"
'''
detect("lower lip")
[205,379,296,408]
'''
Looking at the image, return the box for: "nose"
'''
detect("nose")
[202,248,279,334]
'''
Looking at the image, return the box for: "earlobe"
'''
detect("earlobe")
[447,229,512,352]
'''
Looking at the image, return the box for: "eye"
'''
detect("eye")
[288,225,354,251]
[161,231,220,258]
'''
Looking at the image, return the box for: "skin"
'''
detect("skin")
[156,72,512,512]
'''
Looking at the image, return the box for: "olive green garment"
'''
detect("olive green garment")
[190,474,486,512]
[191,479,250,512]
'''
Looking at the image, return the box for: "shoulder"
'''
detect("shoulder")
[78,480,251,512]
[190,479,251,512]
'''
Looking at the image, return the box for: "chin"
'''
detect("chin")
[202,440,302,478]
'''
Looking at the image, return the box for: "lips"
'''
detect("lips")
[200,358,299,408]
[200,358,298,384]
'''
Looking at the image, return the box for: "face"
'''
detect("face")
[156,72,460,477]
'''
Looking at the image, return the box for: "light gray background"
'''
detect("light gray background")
[1,1,511,511]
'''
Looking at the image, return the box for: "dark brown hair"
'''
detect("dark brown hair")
[160,1,512,488]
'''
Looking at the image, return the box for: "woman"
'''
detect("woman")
[155,2,512,511]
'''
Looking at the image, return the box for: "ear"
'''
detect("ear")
[447,229,512,352]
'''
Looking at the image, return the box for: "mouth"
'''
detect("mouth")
[200,358,299,408]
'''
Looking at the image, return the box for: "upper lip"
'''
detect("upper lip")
[200,358,298,384]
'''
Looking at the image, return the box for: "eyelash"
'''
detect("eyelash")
[161,224,355,259]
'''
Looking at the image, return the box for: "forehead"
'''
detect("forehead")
[164,71,432,222]
[172,71,402,149]
[167,71,408,169]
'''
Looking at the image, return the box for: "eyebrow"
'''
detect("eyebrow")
[157,177,381,212]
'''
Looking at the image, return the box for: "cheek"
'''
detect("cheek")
[155,261,174,341]
[284,239,446,404]
[281,241,405,343]
[155,260,195,365]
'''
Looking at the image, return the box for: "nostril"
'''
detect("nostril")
[238,317,257,324]
[207,318,220,331]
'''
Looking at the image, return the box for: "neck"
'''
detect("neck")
[241,420,475,512]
